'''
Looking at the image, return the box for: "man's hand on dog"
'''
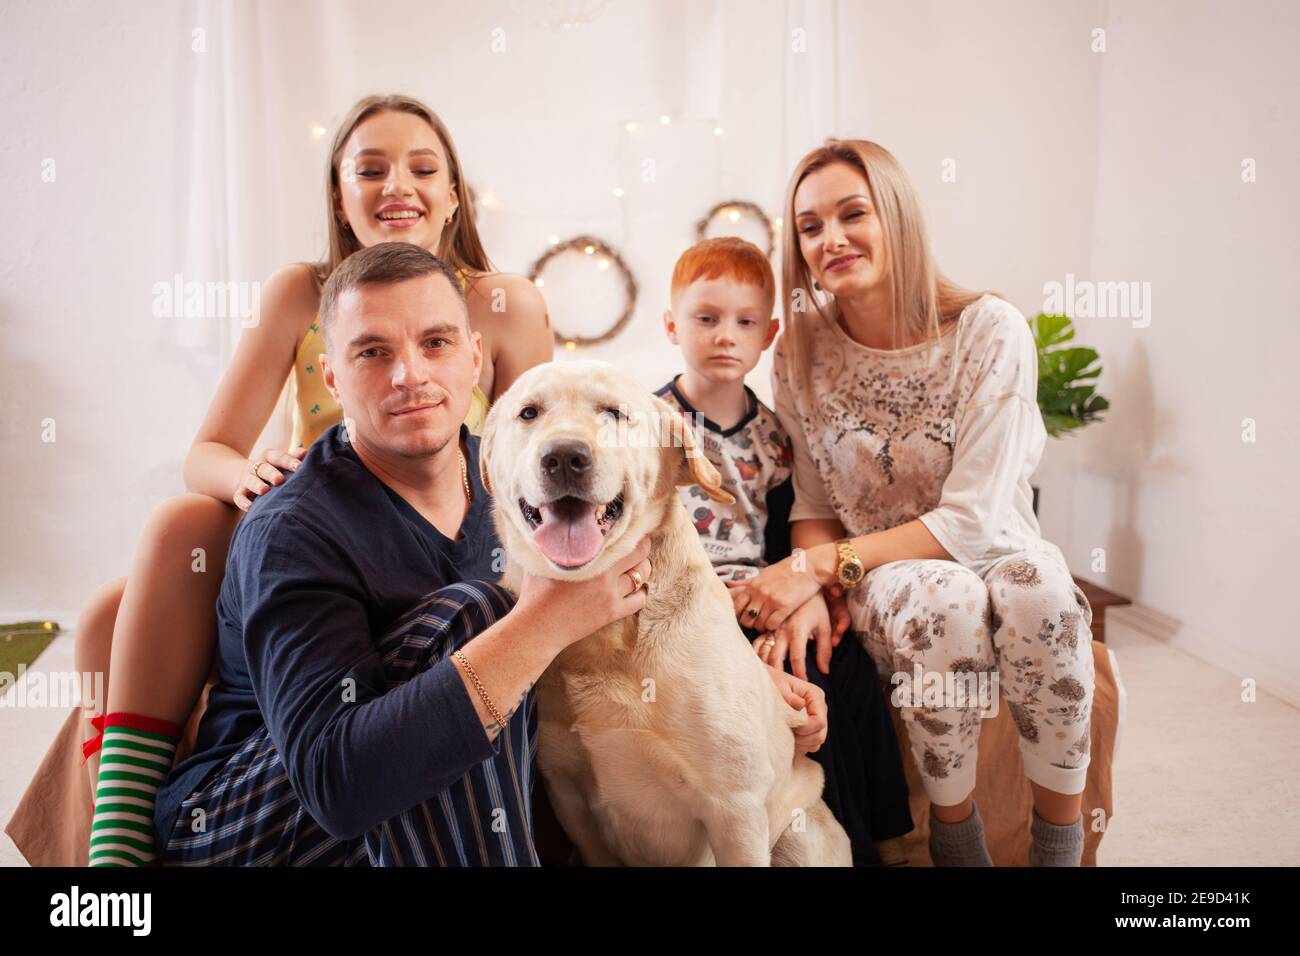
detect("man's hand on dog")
[517,534,654,649]
[763,666,828,755]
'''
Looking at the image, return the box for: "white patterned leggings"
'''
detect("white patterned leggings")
[849,550,1095,806]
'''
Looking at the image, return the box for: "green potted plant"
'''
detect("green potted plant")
[1030,313,1109,514]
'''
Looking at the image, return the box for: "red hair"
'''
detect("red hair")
[670,237,776,316]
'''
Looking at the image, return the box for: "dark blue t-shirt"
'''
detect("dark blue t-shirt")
[155,422,504,842]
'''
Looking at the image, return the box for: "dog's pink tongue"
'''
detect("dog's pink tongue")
[533,503,603,568]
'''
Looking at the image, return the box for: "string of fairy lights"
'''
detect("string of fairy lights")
[523,113,782,349]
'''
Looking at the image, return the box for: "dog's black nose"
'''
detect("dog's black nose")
[540,438,592,488]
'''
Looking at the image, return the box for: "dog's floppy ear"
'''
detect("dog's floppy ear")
[654,395,736,505]
[477,402,496,497]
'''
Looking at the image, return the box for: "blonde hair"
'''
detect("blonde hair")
[778,139,986,395]
[311,94,494,287]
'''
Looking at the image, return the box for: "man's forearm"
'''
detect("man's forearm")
[451,606,567,741]
[267,604,573,839]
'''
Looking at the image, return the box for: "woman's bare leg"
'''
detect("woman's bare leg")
[75,495,239,796]
[85,494,240,865]
[932,797,975,824]
[73,576,126,797]
[935,790,1082,826]
[104,493,239,721]
[1030,783,1083,826]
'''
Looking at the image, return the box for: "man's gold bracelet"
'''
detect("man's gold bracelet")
[453,650,507,729]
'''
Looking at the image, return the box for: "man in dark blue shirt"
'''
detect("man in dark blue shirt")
[153,243,654,865]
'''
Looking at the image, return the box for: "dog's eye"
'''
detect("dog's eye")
[602,407,627,421]
[519,405,539,421]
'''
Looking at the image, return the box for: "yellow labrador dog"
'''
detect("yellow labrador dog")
[478,360,851,866]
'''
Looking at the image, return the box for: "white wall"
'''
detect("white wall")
[1062,0,1300,698]
[2,0,208,612]
[834,0,1106,558]
[3,0,1297,697]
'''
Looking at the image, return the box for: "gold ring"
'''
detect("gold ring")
[250,459,267,477]
[628,569,644,593]
[763,637,776,649]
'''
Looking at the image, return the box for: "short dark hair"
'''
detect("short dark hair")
[319,242,467,349]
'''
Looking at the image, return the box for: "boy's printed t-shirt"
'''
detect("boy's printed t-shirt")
[654,375,795,581]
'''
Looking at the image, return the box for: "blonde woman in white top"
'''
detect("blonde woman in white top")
[726,140,1095,866]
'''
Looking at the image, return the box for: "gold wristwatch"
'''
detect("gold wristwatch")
[834,538,866,589]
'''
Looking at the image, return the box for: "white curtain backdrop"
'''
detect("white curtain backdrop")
[182,0,846,397]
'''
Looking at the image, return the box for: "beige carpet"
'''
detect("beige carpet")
[3,618,1298,867]
[1097,614,1300,866]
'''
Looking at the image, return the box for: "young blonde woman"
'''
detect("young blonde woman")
[75,94,553,865]
[726,140,1095,866]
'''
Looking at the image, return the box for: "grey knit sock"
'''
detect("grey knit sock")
[928,802,994,867]
[1029,809,1084,867]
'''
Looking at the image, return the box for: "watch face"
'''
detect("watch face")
[841,562,864,585]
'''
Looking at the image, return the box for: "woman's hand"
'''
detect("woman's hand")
[233,446,308,512]
[726,548,829,634]
[763,665,828,755]
[751,591,836,680]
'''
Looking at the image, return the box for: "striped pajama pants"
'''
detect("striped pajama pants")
[158,580,539,866]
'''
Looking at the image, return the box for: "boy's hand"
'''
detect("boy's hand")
[763,665,828,754]
[824,583,852,642]
[751,590,835,680]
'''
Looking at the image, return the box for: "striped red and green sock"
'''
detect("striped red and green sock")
[88,712,180,867]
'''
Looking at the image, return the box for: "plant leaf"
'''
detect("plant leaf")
[1032,312,1108,437]
[1033,313,1074,349]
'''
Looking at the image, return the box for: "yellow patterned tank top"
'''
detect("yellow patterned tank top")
[288,268,490,450]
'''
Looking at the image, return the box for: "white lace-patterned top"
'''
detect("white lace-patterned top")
[771,293,1062,573]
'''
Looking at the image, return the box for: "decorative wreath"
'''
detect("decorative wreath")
[528,235,639,348]
[693,200,776,258]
